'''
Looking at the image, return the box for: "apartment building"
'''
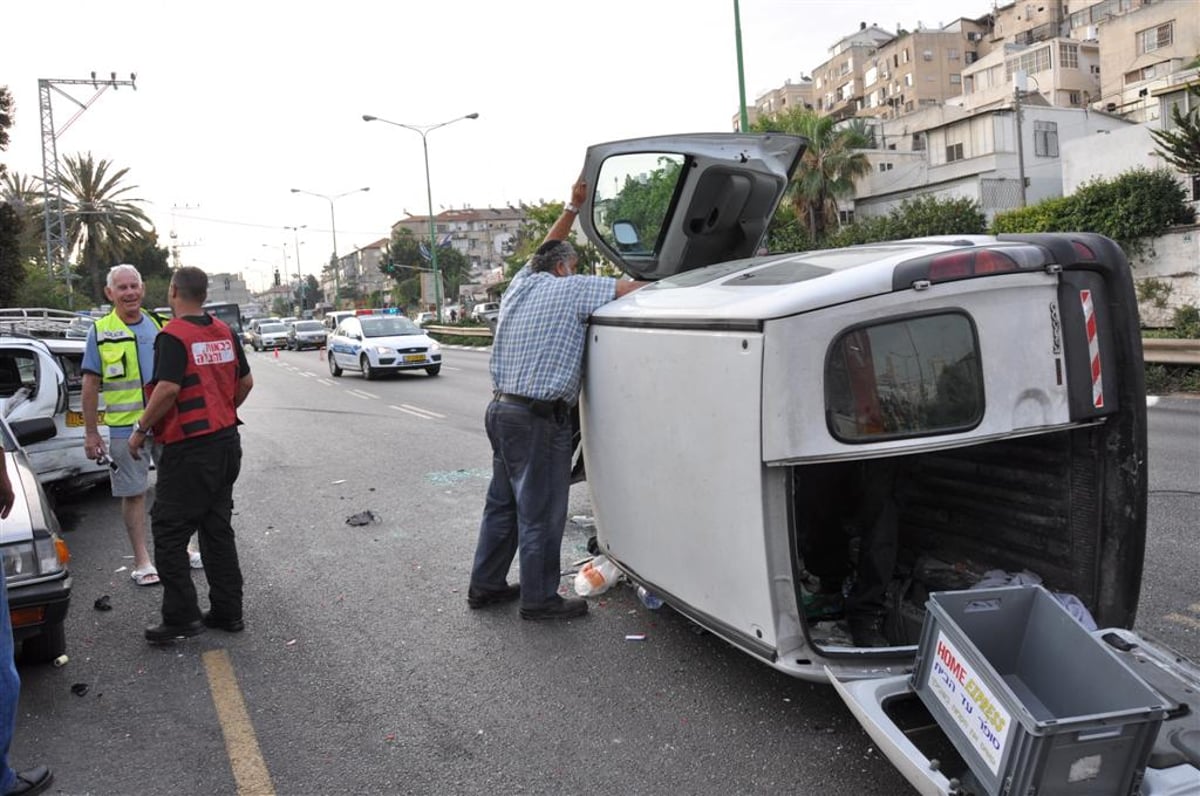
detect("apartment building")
[989,0,1066,47]
[1092,0,1200,122]
[325,238,389,307]
[812,24,895,120]
[852,103,1132,221]
[734,78,814,130]
[859,19,992,119]
[953,38,1102,111]
[391,206,525,273]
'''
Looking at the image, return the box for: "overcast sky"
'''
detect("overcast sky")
[3,0,982,288]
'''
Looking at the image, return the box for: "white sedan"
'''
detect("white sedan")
[327,314,441,379]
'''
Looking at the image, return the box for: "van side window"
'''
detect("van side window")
[825,312,983,441]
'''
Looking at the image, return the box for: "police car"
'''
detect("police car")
[327,314,441,379]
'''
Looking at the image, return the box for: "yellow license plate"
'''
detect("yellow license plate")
[403,354,425,363]
[66,410,101,427]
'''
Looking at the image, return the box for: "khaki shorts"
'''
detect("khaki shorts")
[109,437,162,498]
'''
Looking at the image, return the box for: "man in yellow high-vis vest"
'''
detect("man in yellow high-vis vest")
[82,265,201,586]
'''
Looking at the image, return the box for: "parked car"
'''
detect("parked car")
[2,415,72,664]
[321,311,356,335]
[327,315,441,379]
[573,133,1199,793]
[248,322,288,351]
[286,320,327,350]
[0,335,109,493]
[413,312,436,327]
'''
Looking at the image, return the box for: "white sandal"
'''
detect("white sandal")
[188,550,203,569]
[131,566,160,586]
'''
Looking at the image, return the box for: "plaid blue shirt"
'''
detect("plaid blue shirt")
[490,263,617,403]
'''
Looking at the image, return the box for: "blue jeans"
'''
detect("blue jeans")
[0,573,19,792]
[470,399,573,606]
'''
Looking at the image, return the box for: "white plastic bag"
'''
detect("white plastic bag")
[574,555,622,597]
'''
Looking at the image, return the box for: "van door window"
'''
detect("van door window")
[826,312,983,441]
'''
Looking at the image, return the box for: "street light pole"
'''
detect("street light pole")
[290,187,370,309]
[284,224,307,312]
[362,111,479,322]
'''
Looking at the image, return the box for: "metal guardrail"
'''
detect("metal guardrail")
[423,324,493,338]
[1143,339,1200,365]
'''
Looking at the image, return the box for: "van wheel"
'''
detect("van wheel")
[328,353,342,377]
[426,364,441,376]
[361,356,376,380]
[20,622,66,664]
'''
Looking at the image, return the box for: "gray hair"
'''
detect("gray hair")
[106,264,143,290]
[530,240,577,273]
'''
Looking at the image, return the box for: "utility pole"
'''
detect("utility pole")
[38,72,137,300]
[1014,72,1028,208]
[734,0,750,131]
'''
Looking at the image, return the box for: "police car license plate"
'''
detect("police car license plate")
[403,354,425,363]
[66,410,102,427]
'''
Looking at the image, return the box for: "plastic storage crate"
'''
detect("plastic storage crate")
[911,585,1167,795]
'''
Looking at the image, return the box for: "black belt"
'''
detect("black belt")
[494,392,569,420]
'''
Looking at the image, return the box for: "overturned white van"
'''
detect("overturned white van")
[574,134,1199,794]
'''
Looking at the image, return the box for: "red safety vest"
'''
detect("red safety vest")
[151,318,240,444]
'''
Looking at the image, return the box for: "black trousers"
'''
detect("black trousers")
[151,430,244,624]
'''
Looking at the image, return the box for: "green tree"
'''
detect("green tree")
[13,262,70,308]
[57,152,153,302]
[1,171,46,268]
[754,107,871,241]
[601,156,683,253]
[502,201,609,285]
[0,85,27,305]
[1150,84,1200,174]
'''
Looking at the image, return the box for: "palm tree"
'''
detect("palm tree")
[57,152,153,300]
[754,108,872,241]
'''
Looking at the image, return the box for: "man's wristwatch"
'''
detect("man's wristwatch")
[565,202,580,215]
[133,423,148,435]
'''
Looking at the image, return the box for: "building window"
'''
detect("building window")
[950,73,962,84]
[948,48,960,60]
[1068,91,1081,105]
[923,50,934,61]
[1138,21,1173,54]
[879,162,894,172]
[904,73,913,87]
[838,209,855,225]
[902,48,910,63]
[965,51,977,64]
[1034,120,1059,157]
[1005,45,1052,80]
[912,133,926,151]
[1192,174,1200,202]
[1059,43,1079,68]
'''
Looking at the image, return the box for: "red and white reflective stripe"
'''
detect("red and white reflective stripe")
[1080,289,1104,408]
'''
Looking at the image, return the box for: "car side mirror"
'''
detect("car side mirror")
[10,416,57,446]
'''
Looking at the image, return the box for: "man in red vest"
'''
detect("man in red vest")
[129,266,254,643]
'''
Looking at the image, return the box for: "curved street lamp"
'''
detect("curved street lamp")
[290,187,371,307]
[362,111,479,321]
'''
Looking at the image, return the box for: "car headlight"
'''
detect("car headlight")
[373,346,395,355]
[2,536,67,583]
[429,340,441,352]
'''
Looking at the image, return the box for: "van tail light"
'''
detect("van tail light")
[10,606,46,628]
[55,538,70,566]
[894,244,1053,290]
[928,250,1018,281]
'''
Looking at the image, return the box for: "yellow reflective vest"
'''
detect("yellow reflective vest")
[94,310,164,426]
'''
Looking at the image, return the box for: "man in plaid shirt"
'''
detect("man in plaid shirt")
[468,176,647,621]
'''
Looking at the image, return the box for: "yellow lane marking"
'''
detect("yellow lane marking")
[203,649,275,796]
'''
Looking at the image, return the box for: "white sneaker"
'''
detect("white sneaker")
[188,550,203,569]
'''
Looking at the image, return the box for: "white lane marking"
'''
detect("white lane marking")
[347,389,377,400]
[317,379,334,386]
[300,372,315,378]
[389,404,438,420]
[400,403,445,418]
